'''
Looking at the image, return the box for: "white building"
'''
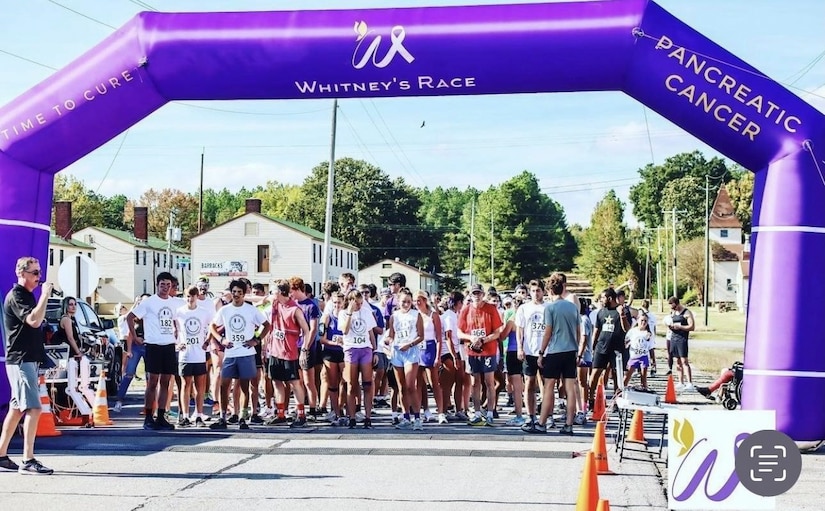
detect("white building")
[73,206,190,312]
[359,258,439,295]
[46,234,95,296]
[190,199,359,295]
[709,185,749,311]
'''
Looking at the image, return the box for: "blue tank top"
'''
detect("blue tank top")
[325,313,343,352]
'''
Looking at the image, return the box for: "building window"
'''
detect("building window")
[163,253,167,268]
[59,250,64,264]
[258,244,270,273]
[143,279,147,294]
[49,249,54,266]
[244,222,258,236]
[382,263,392,269]
[135,250,139,265]
[312,244,317,264]
[720,229,729,238]
[88,252,92,258]
[143,251,147,266]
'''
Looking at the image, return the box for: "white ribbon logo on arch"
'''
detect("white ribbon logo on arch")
[352,21,415,69]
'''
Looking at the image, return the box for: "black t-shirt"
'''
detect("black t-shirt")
[3,284,46,365]
[594,307,625,354]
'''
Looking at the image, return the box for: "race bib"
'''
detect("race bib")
[272,329,286,341]
[230,331,246,343]
[397,328,410,340]
[632,346,647,356]
[353,336,367,345]
[159,307,174,335]
[603,323,615,333]
[186,336,199,346]
[471,328,486,338]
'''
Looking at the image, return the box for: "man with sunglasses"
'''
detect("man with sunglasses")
[1,257,54,474]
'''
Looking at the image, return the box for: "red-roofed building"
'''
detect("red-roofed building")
[709,184,749,311]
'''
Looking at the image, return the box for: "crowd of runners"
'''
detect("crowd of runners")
[109,270,696,433]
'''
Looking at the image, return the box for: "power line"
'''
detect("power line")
[171,102,331,116]
[368,99,429,186]
[0,49,57,70]
[45,0,117,29]
[125,0,158,11]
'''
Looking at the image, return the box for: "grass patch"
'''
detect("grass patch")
[690,347,744,375]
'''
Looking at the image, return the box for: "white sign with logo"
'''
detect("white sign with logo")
[57,254,99,299]
[199,260,248,277]
[668,410,775,510]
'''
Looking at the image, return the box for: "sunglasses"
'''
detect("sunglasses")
[24,269,41,276]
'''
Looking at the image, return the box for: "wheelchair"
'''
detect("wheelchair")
[720,361,743,410]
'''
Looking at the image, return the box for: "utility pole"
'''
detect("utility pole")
[490,206,495,288]
[657,226,663,311]
[322,99,338,282]
[469,196,476,286]
[672,208,677,298]
[198,148,205,234]
[703,174,710,326]
[662,213,669,301]
[166,209,176,273]
[644,232,650,300]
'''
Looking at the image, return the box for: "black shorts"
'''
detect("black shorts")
[541,352,577,380]
[669,339,689,358]
[300,343,320,370]
[268,357,300,382]
[144,344,177,375]
[179,362,207,377]
[593,351,618,370]
[505,351,523,376]
[323,348,344,364]
[523,355,540,377]
[254,342,263,368]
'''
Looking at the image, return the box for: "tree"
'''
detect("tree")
[629,151,729,237]
[575,190,635,291]
[471,171,576,286]
[418,186,477,276]
[726,166,753,233]
[285,158,428,268]
[125,189,199,246]
[100,194,129,231]
[52,174,103,231]
[255,181,304,220]
[676,237,706,303]
[201,188,245,229]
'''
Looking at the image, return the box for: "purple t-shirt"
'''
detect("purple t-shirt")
[297,297,321,348]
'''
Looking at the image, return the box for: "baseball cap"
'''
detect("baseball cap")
[470,283,484,294]
[380,287,392,296]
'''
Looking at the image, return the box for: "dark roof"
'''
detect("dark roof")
[709,184,742,229]
[191,212,358,251]
[712,243,739,262]
[88,227,188,253]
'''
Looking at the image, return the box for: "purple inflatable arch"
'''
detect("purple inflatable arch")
[1,0,824,439]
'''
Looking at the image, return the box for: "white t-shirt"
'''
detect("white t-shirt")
[175,305,214,364]
[337,306,377,349]
[132,294,179,346]
[213,302,267,359]
[440,309,458,354]
[625,328,655,358]
[390,309,419,348]
[516,301,546,356]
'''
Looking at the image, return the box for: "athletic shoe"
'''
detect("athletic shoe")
[505,416,526,427]
[112,401,123,413]
[492,409,500,419]
[683,383,695,391]
[468,416,486,427]
[195,417,206,428]
[559,424,574,436]
[413,417,423,431]
[392,416,400,425]
[204,396,215,406]
[547,418,557,429]
[437,413,448,425]
[348,417,357,429]
[423,409,433,423]
[355,411,366,422]
[337,417,350,427]
[650,368,657,377]
[290,418,308,429]
[0,456,19,471]
[143,417,159,431]
[18,459,53,475]
[209,419,228,430]
[665,370,672,376]
[362,419,373,429]
[697,387,714,400]
[323,411,337,423]
[189,398,196,407]
[265,416,289,426]
[395,419,412,430]
[532,422,547,434]
[249,414,264,425]
[155,416,176,431]
[239,419,250,430]
[574,411,587,426]
[520,422,537,433]
[485,416,494,427]
[177,417,191,428]
[227,414,240,425]
[455,411,469,421]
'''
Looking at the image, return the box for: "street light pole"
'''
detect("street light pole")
[703,174,710,326]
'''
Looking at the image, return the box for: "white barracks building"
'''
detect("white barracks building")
[191,199,359,295]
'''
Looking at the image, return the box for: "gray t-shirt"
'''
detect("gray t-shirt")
[543,299,580,355]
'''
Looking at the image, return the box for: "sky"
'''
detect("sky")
[0,0,823,227]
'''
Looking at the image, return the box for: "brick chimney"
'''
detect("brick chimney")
[134,206,148,241]
[245,198,262,214]
[54,201,72,240]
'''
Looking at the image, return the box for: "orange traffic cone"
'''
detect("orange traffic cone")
[590,382,606,422]
[627,409,648,445]
[575,451,600,511]
[93,370,113,426]
[596,499,611,511]
[592,420,615,475]
[35,375,61,437]
[665,374,677,404]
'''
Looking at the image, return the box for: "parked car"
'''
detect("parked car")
[44,299,123,396]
